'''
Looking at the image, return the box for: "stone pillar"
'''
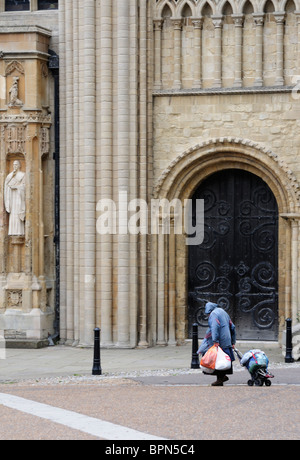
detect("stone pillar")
[153,19,163,90]
[212,15,223,88]
[296,12,300,73]
[172,19,182,90]
[117,0,130,347]
[72,0,80,346]
[232,14,244,88]
[58,0,67,342]
[291,219,299,324]
[0,27,53,348]
[168,220,176,345]
[100,0,113,347]
[83,0,96,346]
[65,0,74,345]
[138,0,149,348]
[157,229,166,345]
[274,12,286,86]
[192,18,203,89]
[253,13,265,87]
[280,214,300,339]
[284,218,292,320]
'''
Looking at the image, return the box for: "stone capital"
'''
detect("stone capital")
[273,12,286,24]
[253,13,265,26]
[232,14,244,27]
[191,17,204,29]
[153,19,163,31]
[212,15,223,28]
[295,11,300,26]
[171,18,182,30]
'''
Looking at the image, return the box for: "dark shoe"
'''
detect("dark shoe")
[222,376,229,383]
[211,379,223,386]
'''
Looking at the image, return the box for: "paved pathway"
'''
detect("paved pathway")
[0,380,299,440]
[0,342,299,440]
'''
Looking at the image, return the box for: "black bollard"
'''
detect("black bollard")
[191,323,200,369]
[285,318,294,363]
[92,327,102,375]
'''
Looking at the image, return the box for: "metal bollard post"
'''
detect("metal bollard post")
[92,327,102,375]
[191,323,200,369]
[285,318,294,363]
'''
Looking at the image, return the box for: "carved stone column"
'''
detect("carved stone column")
[253,13,265,87]
[274,12,286,86]
[192,18,203,89]
[291,219,299,324]
[117,0,130,348]
[232,14,244,88]
[65,0,74,346]
[138,0,149,348]
[153,19,163,90]
[296,12,300,74]
[0,26,53,348]
[171,19,182,90]
[100,0,113,347]
[168,218,176,345]
[280,213,300,356]
[157,228,166,346]
[83,0,96,347]
[212,15,223,88]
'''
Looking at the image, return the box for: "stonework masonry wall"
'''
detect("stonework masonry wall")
[0,25,56,346]
[59,0,153,348]
[1,1,300,351]
[0,8,58,347]
[152,0,300,352]
[153,92,300,181]
[154,0,300,89]
[57,0,300,349]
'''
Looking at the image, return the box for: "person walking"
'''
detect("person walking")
[198,302,236,386]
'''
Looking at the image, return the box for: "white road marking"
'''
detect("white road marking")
[0,393,167,441]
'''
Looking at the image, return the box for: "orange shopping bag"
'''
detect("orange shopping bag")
[200,344,218,370]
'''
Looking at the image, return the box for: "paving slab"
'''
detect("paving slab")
[0,341,298,383]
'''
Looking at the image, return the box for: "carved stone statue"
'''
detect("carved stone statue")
[8,77,23,107]
[4,160,26,236]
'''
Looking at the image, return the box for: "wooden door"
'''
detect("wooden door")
[188,169,278,340]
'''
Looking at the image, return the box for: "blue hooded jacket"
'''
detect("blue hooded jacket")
[198,302,236,354]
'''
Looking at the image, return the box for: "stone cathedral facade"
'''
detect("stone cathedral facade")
[0,0,300,357]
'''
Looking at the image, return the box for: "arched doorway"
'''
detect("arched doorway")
[153,138,300,346]
[188,169,279,341]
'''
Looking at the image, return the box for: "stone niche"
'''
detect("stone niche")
[0,26,54,348]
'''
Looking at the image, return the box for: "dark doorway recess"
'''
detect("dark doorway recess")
[188,169,278,341]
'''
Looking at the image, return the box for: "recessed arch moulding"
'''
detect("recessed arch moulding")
[154,0,300,90]
[155,0,300,18]
[152,138,300,348]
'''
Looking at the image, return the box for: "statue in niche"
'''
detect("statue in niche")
[4,160,26,236]
[8,77,23,107]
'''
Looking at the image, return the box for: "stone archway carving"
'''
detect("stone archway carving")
[155,137,300,210]
[153,138,300,344]
[5,61,25,77]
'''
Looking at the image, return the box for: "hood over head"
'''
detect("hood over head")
[205,302,218,315]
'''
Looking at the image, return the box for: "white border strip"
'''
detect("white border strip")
[0,393,167,441]
[0,334,5,360]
